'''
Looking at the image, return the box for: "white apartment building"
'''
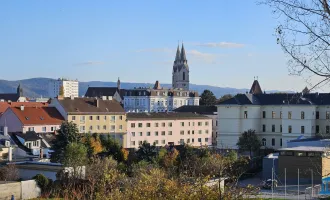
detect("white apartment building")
[123,81,199,113]
[48,78,79,98]
[217,80,330,150]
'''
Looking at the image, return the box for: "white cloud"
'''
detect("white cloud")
[74,61,105,66]
[187,50,217,64]
[196,42,245,48]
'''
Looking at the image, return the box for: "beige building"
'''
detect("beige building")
[126,112,212,149]
[50,97,127,146]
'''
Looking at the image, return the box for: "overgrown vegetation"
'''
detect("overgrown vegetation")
[44,122,261,199]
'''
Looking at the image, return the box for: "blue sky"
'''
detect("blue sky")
[0,1,316,91]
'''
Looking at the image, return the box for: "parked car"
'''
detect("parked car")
[262,179,278,189]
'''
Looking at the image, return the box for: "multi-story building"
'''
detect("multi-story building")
[217,79,330,150]
[50,97,127,146]
[48,78,79,98]
[123,81,199,113]
[174,105,218,146]
[123,43,199,113]
[0,106,64,133]
[126,112,212,149]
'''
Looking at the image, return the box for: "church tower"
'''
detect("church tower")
[172,43,189,90]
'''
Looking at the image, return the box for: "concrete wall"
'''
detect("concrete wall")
[0,180,40,200]
[127,117,212,148]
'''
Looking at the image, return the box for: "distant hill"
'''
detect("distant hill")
[0,78,292,99]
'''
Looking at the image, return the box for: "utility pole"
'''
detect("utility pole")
[285,168,286,199]
[298,168,300,200]
[311,169,313,197]
[272,166,274,199]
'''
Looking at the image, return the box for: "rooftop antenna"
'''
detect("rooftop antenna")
[254,76,255,80]
[257,76,258,80]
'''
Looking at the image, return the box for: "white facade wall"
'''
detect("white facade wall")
[217,104,329,150]
[48,79,79,98]
[124,96,199,113]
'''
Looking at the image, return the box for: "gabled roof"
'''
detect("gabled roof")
[85,87,119,97]
[218,93,330,106]
[0,102,48,115]
[9,107,64,125]
[174,105,217,115]
[58,97,125,114]
[0,94,19,102]
[127,112,210,120]
[14,131,41,141]
[249,80,262,94]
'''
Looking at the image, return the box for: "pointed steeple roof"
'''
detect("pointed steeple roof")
[153,80,161,90]
[180,43,187,61]
[175,44,181,62]
[249,79,262,94]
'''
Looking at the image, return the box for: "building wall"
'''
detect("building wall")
[0,108,23,132]
[124,95,199,113]
[48,79,79,98]
[22,125,61,133]
[278,153,322,184]
[217,104,325,150]
[126,118,212,148]
[67,113,127,135]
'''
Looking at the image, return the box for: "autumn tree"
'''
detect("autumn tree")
[200,89,217,106]
[262,0,330,90]
[51,121,81,163]
[59,85,64,96]
[62,143,88,179]
[237,129,262,158]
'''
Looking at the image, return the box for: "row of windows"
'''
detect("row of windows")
[131,138,209,146]
[261,138,282,147]
[26,127,57,132]
[131,130,209,137]
[25,140,40,148]
[72,115,123,121]
[131,121,209,128]
[79,125,122,132]
[262,124,330,134]
[244,110,330,119]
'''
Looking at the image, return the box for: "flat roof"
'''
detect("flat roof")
[278,146,329,152]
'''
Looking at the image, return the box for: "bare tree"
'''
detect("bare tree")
[262,0,330,90]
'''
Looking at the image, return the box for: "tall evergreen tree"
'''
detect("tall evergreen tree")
[51,121,81,163]
[199,90,217,106]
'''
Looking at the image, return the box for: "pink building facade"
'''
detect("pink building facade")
[0,107,64,134]
[126,113,212,148]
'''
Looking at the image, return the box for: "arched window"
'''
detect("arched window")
[183,72,185,80]
[262,138,266,146]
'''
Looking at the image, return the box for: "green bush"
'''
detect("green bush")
[33,174,49,190]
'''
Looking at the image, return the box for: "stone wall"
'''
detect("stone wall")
[0,180,40,200]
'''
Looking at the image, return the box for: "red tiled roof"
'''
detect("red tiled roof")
[0,102,48,115]
[9,107,64,125]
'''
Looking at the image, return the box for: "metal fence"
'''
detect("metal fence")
[305,184,321,200]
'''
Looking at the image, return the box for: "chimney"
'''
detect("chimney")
[95,99,100,107]
[8,147,12,162]
[20,105,24,111]
[3,126,8,136]
[70,95,74,100]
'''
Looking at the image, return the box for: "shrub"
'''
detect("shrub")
[33,174,49,190]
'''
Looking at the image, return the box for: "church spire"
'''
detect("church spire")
[180,43,187,62]
[175,44,181,63]
[117,77,121,90]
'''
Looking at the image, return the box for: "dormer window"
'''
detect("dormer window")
[40,116,44,120]
[157,92,160,96]
[25,117,29,120]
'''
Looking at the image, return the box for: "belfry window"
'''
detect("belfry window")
[183,72,185,80]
